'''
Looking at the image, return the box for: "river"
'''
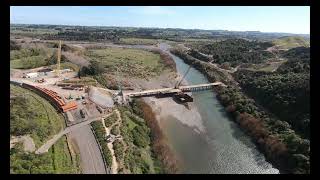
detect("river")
[158,43,279,174]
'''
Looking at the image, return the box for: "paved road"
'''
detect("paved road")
[68,125,106,174]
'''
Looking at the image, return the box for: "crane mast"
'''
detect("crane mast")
[56,40,61,77]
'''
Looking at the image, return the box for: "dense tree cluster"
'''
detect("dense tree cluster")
[91,121,113,166]
[171,48,309,174]
[43,31,120,42]
[190,39,275,66]
[215,86,309,173]
[130,99,178,173]
[117,107,160,173]
[11,24,309,41]
[187,49,212,62]
[10,48,45,60]
[10,40,21,51]
[277,47,310,74]
[79,61,105,76]
[281,47,310,60]
[234,70,310,139]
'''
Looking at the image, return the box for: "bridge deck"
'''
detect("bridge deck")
[179,82,225,90]
[124,82,226,98]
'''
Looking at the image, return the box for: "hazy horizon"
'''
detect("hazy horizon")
[10,6,310,34]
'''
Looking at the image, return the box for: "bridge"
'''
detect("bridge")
[123,82,226,98]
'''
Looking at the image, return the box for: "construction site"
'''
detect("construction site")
[10,41,115,127]
[10,38,226,174]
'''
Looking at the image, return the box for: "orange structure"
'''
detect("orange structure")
[22,83,77,112]
[61,101,78,112]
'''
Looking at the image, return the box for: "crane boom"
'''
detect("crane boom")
[175,65,191,88]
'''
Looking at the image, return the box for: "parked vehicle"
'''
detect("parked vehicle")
[80,109,86,118]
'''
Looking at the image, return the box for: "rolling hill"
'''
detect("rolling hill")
[272,36,310,49]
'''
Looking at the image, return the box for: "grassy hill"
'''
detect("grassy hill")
[10,84,80,174]
[272,36,310,49]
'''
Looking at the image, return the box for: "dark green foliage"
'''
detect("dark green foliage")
[170,48,232,84]
[11,24,309,41]
[10,48,45,60]
[235,70,310,139]
[113,140,124,161]
[43,31,120,42]
[10,96,51,139]
[118,107,157,173]
[111,125,120,136]
[187,49,211,62]
[171,49,309,174]
[215,85,309,174]
[91,121,113,166]
[132,126,150,148]
[129,99,144,118]
[277,47,310,74]
[80,61,105,76]
[190,39,274,66]
[281,47,310,61]
[104,113,118,127]
[52,43,76,52]
[46,53,68,65]
[10,135,78,174]
[10,145,55,174]
[10,40,21,51]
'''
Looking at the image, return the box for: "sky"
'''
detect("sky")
[10,6,310,34]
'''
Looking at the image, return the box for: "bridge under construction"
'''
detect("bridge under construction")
[121,82,227,104]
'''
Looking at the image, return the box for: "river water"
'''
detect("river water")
[158,43,279,174]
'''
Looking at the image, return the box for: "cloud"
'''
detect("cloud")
[129,6,176,15]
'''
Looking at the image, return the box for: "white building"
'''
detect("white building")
[26,72,38,78]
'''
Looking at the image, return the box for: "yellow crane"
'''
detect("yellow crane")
[56,40,62,77]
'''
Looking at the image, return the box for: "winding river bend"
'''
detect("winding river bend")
[159,43,279,174]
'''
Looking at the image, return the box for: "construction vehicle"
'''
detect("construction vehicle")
[66,94,73,100]
[80,109,86,118]
[37,78,45,83]
[96,105,103,114]
[175,65,191,89]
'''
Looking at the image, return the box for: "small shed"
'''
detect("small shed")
[26,72,38,78]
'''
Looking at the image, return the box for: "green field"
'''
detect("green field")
[86,47,165,79]
[10,84,80,174]
[183,38,220,42]
[272,36,310,49]
[10,47,54,69]
[10,28,59,35]
[119,38,159,45]
[10,55,48,69]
